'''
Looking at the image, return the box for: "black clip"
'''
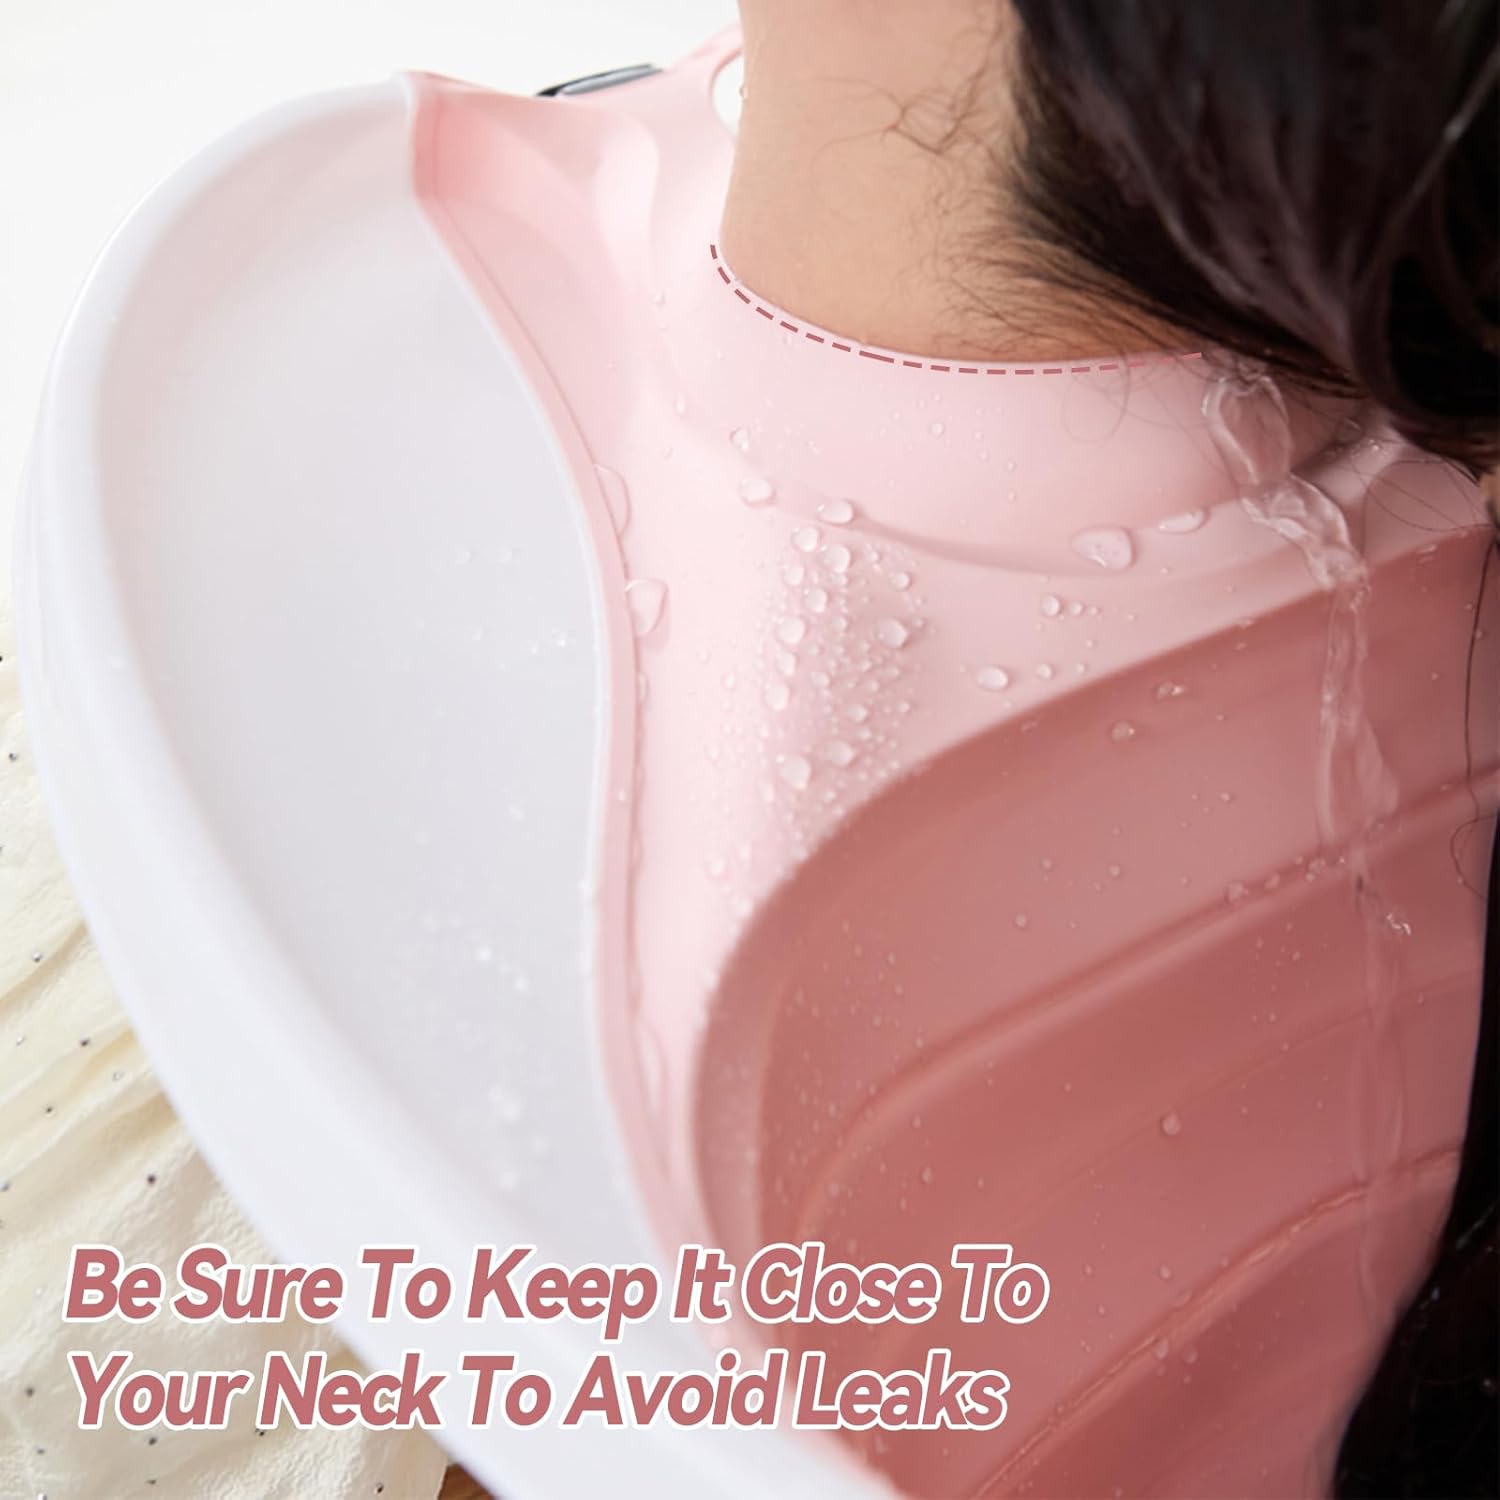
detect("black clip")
[537,63,659,98]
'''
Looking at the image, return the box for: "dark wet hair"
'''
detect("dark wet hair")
[1007,2,1498,1494]
[1009,0,1499,475]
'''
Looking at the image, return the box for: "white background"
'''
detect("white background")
[0,0,738,575]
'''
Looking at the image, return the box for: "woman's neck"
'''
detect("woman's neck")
[719,0,1175,362]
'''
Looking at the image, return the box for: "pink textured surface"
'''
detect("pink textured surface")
[410,31,1498,1497]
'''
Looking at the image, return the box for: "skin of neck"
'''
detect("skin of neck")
[719,0,1174,362]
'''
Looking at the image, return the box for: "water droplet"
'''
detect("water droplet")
[673,393,687,415]
[730,426,752,452]
[823,543,852,573]
[740,477,775,506]
[818,497,856,525]
[876,619,910,648]
[1160,1111,1182,1137]
[1013,913,1030,930]
[929,420,946,437]
[1036,663,1056,680]
[1157,509,1207,534]
[1153,1338,1171,1362]
[976,665,1010,691]
[1226,880,1250,903]
[776,616,807,646]
[1109,720,1136,741]
[764,681,791,712]
[792,526,821,553]
[1158,1264,1173,1281]
[1154,681,1186,700]
[823,739,856,768]
[888,570,913,591]
[920,1164,936,1184]
[594,465,631,532]
[1072,526,1137,570]
[487,1085,524,1124]
[625,578,667,637]
[1040,593,1063,618]
[777,754,812,791]
[804,586,830,613]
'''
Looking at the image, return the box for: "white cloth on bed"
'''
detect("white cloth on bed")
[0,598,448,1500]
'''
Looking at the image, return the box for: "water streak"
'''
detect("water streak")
[1204,370,1406,1324]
